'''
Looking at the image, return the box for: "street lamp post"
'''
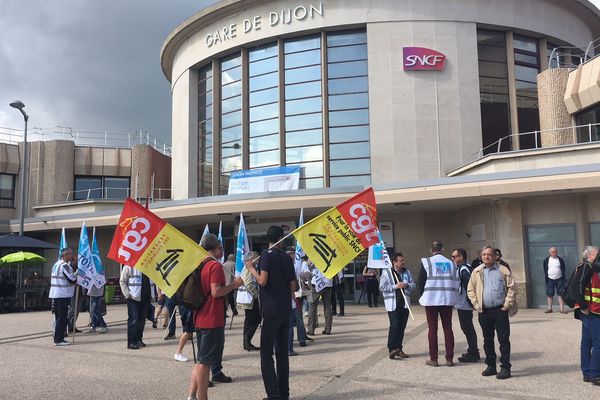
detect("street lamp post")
[9,100,29,236]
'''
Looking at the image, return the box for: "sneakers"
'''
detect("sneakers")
[496,367,511,379]
[174,353,189,362]
[389,349,401,359]
[211,373,233,383]
[425,360,439,367]
[398,351,410,359]
[54,341,70,346]
[482,365,498,376]
[98,327,108,334]
[85,328,96,334]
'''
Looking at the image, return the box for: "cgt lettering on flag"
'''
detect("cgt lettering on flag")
[293,188,378,279]
[108,199,209,297]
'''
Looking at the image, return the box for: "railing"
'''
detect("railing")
[549,37,600,69]
[0,126,172,156]
[62,187,171,203]
[475,122,600,160]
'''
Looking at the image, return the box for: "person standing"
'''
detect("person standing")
[120,264,153,349]
[573,246,600,384]
[543,247,567,314]
[332,270,345,317]
[362,265,379,307]
[467,246,517,380]
[67,255,83,334]
[451,248,480,363]
[418,241,460,367]
[223,254,238,316]
[307,268,334,335]
[246,225,297,400]
[49,248,76,346]
[187,233,243,400]
[471,250,483,270]
[494,249,510,271]
[86,270,108,334]
[380,252,415,359]
[240,251,261,351]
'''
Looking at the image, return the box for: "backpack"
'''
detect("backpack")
[177,258,211,310]
[561,262,588,308]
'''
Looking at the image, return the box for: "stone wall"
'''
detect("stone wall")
[538,68,575,146]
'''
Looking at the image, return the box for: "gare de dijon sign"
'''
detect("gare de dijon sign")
[205,2,324,47]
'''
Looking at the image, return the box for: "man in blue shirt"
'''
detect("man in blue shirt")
[246,226,297,400]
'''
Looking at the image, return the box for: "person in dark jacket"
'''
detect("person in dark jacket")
[543,247,567,314]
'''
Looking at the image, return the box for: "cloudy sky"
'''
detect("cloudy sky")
[1,0,599,144]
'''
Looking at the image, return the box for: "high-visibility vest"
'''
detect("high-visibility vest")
[455,264,472,311]
[419,254,459,307]
[127,267,142,300]
[49,260,75,299]
[584,272,600,315]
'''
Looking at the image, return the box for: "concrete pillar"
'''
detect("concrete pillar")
[537,68,574,146]
[131,144,172,200]
[576,195,589,251]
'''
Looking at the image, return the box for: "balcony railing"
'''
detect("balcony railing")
[475,122,600,160]
[63,187,171,203]
[0,126,172,156]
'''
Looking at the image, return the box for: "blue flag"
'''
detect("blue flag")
[91,227,104,274]
[200,224,210,244]
[235,213,249,275]
[77,222,106,289]
[58,227,67,261]
[366,229,392,269]
[218,221,225,263]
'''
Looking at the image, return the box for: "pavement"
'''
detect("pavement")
[0,303,593,399]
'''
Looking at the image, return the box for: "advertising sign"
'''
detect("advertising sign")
[403,47,447,71]
[228,166,300,194]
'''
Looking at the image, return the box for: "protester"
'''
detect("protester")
[451,248,480,363]
[467,246,517,380]
[307,267,334,336]
[120,264,154,349]
[67,254,83,334]
[86,269,108,334]
[543,247,567,314]
[173,296,195,362]
[187,233,243,400]
[494,249,510,271]
[155,287,168,328]
[418,241,459,367]
[223,254,238,316]
[362,265,379,307]
[239,251,260,351]
[572,245,600,384]
[471,250,483,269]
[289,249,309,349]
[380,252,415,359]
[245,225,297,400]
[332,270,345,317]
[49,248,76,346]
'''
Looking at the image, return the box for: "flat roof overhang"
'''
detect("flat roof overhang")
[9,163,600,233]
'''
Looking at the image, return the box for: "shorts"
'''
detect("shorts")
[546,277,565,297]
[180,306,194,334]
[195,327,224,366]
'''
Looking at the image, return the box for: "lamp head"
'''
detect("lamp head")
[9,100,25,110]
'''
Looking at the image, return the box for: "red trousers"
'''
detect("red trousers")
[425,306,455,361]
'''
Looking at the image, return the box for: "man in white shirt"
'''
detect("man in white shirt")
[543,247,567,314]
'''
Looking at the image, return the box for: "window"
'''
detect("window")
[198,65,213,197]
[575,104,600,143]
[327,30,370,187]
[477,29,511,154]
[0,174,15,207]
[513,35,540,149]
[73,176,130,200]
[220,53,243,194]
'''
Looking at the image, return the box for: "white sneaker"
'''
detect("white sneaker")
[174,353,189,362]
[54,341,70,346]
[304,311,308,317]
[98,327,108,333]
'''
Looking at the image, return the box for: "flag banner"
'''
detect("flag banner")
[77,222,105,289]
[201,224,210,244]
[107,198,209,297]
[366,229,392,269]
[58,227,67,261]
[294,209,305,275]
[218,221,225,264]
[235,213,249,275]
[292,187,378,279]
[91,227,106,288]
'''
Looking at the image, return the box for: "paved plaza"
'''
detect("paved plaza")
[0,304,592,399]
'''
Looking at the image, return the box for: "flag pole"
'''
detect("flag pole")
[71,287,80,343]
[400,287,415,322]
[164,307,177,339]
[251,231,296,264]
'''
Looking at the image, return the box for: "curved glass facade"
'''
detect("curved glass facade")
[197,29,370,196]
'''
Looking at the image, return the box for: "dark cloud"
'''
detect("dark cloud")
[0,0,218,142]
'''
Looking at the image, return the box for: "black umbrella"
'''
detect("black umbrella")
[0,234,56,249]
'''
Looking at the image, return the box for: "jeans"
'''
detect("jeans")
[581,313,600,379]
[260,314,291,400]
[457,309,479,356]
[89,296,107,329]
[478,307,511,369]
[126,299,149,346]
[387,305,409,352]
[366,278,379,306]
[53,297,70,343]
[425,306,454,361]
[244,300,261,346]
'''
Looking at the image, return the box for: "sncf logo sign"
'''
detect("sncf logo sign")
[403,47,446,71]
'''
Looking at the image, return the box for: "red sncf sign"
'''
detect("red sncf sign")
[403,47,446,71]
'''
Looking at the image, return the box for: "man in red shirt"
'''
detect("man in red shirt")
[188,233,243,400]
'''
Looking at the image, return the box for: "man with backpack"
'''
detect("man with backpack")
[571,245,600,385]
[187,233,243,400]
[451,248,480,363]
